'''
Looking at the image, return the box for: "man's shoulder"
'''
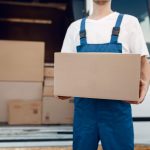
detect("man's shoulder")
[69,19,82,29]
[65,19,83,36]
[123,13,139,24]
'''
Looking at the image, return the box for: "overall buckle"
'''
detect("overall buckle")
[112,27,120,36]
[80,31,86,39]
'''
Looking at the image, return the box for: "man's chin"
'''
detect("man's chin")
[93,0,110,5]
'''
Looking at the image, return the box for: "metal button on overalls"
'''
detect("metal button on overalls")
[73,14,134,150]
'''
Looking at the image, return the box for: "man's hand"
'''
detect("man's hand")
[57,96,72,100]
[138,79,149,103]
[127,79,149,104]
[127,56,150,105]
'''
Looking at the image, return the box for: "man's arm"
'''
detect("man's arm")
[139,56,150,102]
[128,56,150,104]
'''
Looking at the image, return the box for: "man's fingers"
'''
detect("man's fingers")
[139,80,148,103]
[126,101,139,104]
[57,96,72,100]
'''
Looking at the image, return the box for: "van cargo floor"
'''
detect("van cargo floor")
[0,123,149,147]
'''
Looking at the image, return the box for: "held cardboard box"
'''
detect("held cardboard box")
[8,100,42,125]
[44,78,54,86]
[0,82,42,122]
[0,40,44,82]
[42,97,74,124]
[54,53,141,101]
[44,67,54,78]
[43,86,54,97]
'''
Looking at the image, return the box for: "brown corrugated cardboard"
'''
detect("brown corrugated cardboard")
[8,100,42,125]
[0,40,44,82]
[44,78,54,86]
[42,97,74,124]
[54,53,141,101]
[44,67,54,77]
[0,82,42,122]
[43,86,54,97]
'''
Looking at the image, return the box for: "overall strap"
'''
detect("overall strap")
[79,17,87,45]
[110,14,124,43]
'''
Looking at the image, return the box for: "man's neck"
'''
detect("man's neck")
[89,2,113,20]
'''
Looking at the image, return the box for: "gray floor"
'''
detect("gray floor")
[0,122,149,147]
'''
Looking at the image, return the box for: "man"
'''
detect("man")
[58,0,150,150]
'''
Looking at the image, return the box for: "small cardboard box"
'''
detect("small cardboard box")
[44,78,54,86]
[42,97,74,124]
[44,67,54,78]
[43,86,54,97]
[54,53,141,101]
[8,100,42,125]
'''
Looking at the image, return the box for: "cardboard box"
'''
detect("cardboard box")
[44,63,54,67]
[0,40,44,82]
[44,78,54,86]
[8,100,42,125]
[54,53,141,101]
[43,86,54,97]
[0,82,42,122]
[42,97,74,124]
[44,67,54,78]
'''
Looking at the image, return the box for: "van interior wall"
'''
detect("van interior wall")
[0,0,86,63]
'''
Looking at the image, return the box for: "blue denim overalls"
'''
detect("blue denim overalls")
[73,14,134,150]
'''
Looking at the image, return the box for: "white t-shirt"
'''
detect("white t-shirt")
[61,12,149,56]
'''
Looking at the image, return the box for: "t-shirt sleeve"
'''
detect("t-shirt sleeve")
[61,23,76,53]
[129,17,149,57]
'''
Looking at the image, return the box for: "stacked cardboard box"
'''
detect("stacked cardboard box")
[0,82,43,123]
[0,41,74,125]
[43,64,54,97]
[42,97,74,124]
[0,40,44,124]
[8,100,42,125]
[0,40,44,82]
[42,63,74,125]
